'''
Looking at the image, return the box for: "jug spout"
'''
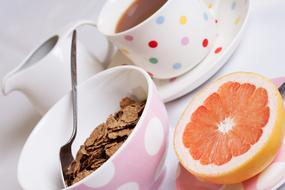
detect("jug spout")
[2,35,59,95]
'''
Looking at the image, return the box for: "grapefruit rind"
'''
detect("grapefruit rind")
[174,72,285,184]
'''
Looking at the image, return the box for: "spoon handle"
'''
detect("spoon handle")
[70,30,78,143]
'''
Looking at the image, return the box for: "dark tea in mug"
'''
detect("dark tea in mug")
[115,0,167,33]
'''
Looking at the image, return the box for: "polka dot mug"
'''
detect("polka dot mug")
[72,0,220,79]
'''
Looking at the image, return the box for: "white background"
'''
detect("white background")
[0,0,285,189]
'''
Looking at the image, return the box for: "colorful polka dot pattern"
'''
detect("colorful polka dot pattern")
[202,39,209,47]
[203,12,209,21]
[179,16,187,25]
[156,16,165,24]
[181,37,189,46]
[121,11,217,76]
[117,0,244,81]
[144,117,164,155]
[118,0,245,78]
[173,63,182,70]
[148,40,158,48]
[215,47,222,54]
[208,3,213,9]
[149,57,158,64]
[235,17,241,25]
[76,87,168,190]
[124,35,133,41]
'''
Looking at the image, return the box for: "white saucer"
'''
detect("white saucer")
[108,0,250,102]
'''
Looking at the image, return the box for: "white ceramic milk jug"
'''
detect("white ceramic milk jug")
[2,20,114,115]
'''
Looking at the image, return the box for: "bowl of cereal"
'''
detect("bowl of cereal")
[17,65,169,190]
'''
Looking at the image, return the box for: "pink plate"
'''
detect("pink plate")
[176,77,285,190]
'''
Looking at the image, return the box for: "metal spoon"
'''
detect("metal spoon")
[59,30,78,187]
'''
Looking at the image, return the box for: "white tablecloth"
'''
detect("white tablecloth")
[1,0,285,189]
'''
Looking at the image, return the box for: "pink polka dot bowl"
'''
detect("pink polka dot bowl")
[17,65,169,190]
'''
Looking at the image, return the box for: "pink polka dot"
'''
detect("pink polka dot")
[181,37,189,46]
[215,47,222,54]
[147,72,154,78]
[202,39,208,47]
[148,40,158,48]
[124,35,134,41]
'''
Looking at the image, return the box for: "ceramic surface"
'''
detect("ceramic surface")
[97,0,219,79]
[109,0,250,102]
[17,66,169,190]
[0,1,284,190]
[2,21,106,115]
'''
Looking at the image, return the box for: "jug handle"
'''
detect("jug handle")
[58,19,116,67]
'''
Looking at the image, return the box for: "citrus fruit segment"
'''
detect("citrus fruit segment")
[174,72,285,184]
[183,82,269,166]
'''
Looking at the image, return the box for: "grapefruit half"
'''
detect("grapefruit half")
[174,72,285,184]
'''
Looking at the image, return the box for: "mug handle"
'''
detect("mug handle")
[58,19,116,67]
